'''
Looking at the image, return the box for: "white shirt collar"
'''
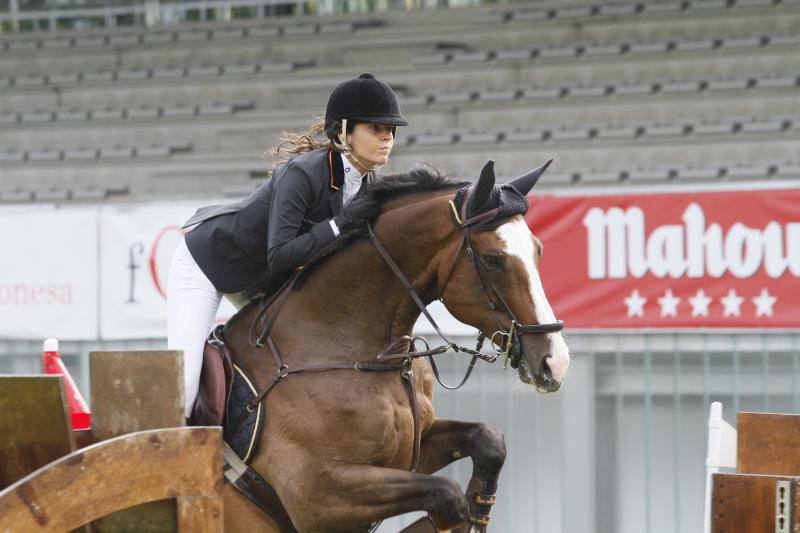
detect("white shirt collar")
[340,153,367,206]
[341,153,367,180]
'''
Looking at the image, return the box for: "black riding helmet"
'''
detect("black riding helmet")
[324,73,409,130]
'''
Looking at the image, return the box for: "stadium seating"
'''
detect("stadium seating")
[0,0,798,202]
[3,101,253,124]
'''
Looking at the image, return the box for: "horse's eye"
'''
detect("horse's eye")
[482,253,504,270]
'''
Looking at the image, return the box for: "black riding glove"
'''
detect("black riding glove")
[333,194,381,234]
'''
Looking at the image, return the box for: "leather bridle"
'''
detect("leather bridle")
[350,184,564,381]
[244,186,565,470]
[435,186,564,369]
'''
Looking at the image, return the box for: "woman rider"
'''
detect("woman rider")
[167,73,408,417]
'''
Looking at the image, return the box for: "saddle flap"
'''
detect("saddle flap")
[190,339,234,426]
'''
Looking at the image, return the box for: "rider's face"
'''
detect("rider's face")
[346,123,394,169]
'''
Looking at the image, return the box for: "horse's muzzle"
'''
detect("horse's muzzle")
[517,335,566,393]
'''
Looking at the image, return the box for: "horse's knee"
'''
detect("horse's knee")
[429,476,468,528]
[473,423,506,471]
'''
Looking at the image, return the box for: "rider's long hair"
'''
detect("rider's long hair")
[266,118,355,168]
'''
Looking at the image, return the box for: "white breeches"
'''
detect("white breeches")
[167,236,248,417]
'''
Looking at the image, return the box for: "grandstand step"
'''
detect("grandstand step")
[627,169,673,182]
[0,0,798,205]
[49,73,81,84]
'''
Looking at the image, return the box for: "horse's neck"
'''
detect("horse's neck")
[272,196,452,360]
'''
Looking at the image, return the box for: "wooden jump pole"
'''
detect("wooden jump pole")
[0,427,223,532]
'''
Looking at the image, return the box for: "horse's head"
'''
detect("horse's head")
[437,160,570,393]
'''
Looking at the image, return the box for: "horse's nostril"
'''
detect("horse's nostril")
[539,356,554,384]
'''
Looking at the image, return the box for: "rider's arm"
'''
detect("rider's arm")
[267,162,338,274]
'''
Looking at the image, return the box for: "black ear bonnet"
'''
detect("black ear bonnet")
[451,184,530,228]
[450,158,553,228]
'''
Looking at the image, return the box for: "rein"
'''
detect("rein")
[243,187,564,470]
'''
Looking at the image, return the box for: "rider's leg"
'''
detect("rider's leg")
[167,236,223,417]
[223,291,252,311]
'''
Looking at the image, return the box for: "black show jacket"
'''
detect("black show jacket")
[182,148,372,294]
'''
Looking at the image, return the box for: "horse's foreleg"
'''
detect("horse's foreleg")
[413,419,507,533]
[286,463,468,533]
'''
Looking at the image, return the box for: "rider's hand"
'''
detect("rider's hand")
[334,195,381,234]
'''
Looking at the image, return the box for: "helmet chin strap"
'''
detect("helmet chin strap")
[333,118,384,174]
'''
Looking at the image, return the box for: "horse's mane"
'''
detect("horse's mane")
[366,166,470,205]
[244,166,470,299]
[324,165,470,247]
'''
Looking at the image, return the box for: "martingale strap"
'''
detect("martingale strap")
[244,334,422,472]
[245,182,567,420]
[248,185,563,394]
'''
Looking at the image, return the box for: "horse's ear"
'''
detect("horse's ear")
[467,160,496,216]
[506,158,554,195]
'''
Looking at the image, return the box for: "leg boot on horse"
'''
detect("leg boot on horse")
[400,420,507,533]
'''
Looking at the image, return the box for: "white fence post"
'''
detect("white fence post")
[703,401,737,533]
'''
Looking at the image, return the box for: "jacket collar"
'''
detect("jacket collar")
[328,149,344,191]
[328,149,376,191]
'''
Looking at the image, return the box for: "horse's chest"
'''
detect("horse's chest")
[377,377,435,467]
[331,376,434,467]
[273,370,434,468]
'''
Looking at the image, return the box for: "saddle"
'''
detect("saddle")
[190,326,234,427]
[190,326,265,463]
[188,327,298,532]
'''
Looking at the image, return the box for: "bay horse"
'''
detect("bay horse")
[219,159,570,532]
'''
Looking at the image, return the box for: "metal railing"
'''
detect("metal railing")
[2,330,799,532]
[0,0,485,33]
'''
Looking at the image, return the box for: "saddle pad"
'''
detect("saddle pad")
[224,364,265,464]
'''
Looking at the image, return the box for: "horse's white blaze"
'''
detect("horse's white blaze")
[495,217,570,384]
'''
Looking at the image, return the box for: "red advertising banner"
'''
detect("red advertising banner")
[526,188,800,328]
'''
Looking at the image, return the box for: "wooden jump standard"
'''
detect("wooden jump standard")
[712,412,800,533]
[0,427,222,532]
[0,350,222,532]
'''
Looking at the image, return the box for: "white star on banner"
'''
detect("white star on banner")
[624,289,647,318]
[752,288,777,317]
[657,289,681,317]
[720,289,744,317]
[689,289,712,317]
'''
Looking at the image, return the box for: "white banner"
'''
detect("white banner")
[0,207,99,340]
[99,201,237,340]
[0,200,462,341]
